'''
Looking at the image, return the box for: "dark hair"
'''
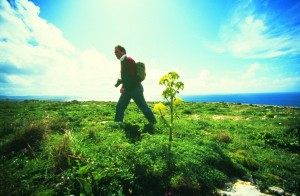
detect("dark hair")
[115,45,126,54]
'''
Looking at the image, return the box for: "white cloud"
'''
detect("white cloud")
[221,15,295,58]
[0,0,171,101]
[181,62,300,95]
[272,77,300,91]
[230,16,266,54]
[210,1,300,59]
[241,62,260,79]
[0,0,125,100]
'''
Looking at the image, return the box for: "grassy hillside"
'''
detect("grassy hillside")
[0,100,299,195]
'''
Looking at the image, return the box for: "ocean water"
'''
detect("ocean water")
[180,92,300,107]
[0,95,82,102]
[1,92,300,107]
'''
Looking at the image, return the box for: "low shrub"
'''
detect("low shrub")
[230,150,259,171]
[0,120,50,155]
[216,132,233,143]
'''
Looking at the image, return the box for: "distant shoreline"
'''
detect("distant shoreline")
[0,95,81,102]
[1,92,300,107]
[180,92,300,107]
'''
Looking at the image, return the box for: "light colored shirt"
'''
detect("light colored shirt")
[120,54,127,62]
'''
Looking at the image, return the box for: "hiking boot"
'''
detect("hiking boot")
[143,123,156,134]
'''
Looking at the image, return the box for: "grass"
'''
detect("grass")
[0,100,299,195]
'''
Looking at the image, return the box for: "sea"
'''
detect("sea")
[1,92,300,107]
[180,92,300,108]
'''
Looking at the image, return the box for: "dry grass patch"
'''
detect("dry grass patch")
[212,115,243,121]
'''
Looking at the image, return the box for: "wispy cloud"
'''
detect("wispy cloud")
[210,0,300,59]
[182,61,299,94]
[241,62,260,79]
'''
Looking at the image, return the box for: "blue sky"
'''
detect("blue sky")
[1,0,300,100]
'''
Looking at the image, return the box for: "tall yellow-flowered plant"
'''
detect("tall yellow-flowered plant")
[154,71,184,142]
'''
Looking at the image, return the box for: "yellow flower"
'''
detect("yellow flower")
[153,102,167,116]
[173,97,184,105]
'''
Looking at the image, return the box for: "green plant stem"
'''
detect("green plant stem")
[169,96,174,142]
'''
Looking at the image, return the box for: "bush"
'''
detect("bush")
[0,120,50,155]
[230,150,259,171]
[216,132,233,143]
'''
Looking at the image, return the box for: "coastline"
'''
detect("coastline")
[180,92,300,108]
[1,92,300,107]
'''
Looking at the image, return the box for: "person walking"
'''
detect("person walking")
[114,45,157,124]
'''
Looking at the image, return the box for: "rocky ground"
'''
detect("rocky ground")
[218,179,287,196]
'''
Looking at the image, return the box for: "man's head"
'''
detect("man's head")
[114,45,126,59]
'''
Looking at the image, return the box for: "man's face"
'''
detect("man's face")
[114,47,124,59]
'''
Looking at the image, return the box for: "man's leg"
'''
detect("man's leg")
[132,85,157,123]
[115,92,131,122]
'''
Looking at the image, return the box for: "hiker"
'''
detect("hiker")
[114,45,157,124]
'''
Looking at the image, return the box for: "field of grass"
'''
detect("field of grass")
[0,100,299,195]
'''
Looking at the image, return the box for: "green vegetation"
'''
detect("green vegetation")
[157,71,184,142]
[0,100,299,195]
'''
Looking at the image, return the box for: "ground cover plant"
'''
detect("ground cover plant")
[0,100,299,195]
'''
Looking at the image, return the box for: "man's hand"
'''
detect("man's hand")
[120,88,125,93]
